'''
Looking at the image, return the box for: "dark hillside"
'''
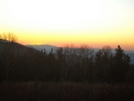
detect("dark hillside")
[0,39,40,81]
[0,39,38,53]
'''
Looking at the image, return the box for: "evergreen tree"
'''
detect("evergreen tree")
[110,45,131,83]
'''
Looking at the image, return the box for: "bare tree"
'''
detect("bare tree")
[0,33,18,81]
[0,33,17,42]
[77,44,94,80]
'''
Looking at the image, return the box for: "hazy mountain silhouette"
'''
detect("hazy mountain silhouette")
[26,44,58,53]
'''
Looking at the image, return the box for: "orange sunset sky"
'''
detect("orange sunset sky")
[0,0,134,50]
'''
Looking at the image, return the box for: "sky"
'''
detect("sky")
[0,0,134,50]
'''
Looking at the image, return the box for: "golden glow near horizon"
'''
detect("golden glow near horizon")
[0,0,134,50]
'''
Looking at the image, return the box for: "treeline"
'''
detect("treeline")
[0,40,134,83]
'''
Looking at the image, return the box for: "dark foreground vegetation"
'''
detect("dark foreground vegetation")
[0,33,134,101]
[0,82,134,101]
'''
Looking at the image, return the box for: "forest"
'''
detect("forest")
[0,33,134,101]
[0,33,134,83]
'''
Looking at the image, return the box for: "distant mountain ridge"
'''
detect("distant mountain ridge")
[26,44,59,53]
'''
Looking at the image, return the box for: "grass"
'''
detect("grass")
[0,82,134,101]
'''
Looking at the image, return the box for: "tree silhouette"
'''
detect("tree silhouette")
[0,33,18,81]
[110,45,131,83]
[95,46,112,82]
[77,44,94,81]
[0,33,17,42]
[56,47,66,81]
[0,36,133,83]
